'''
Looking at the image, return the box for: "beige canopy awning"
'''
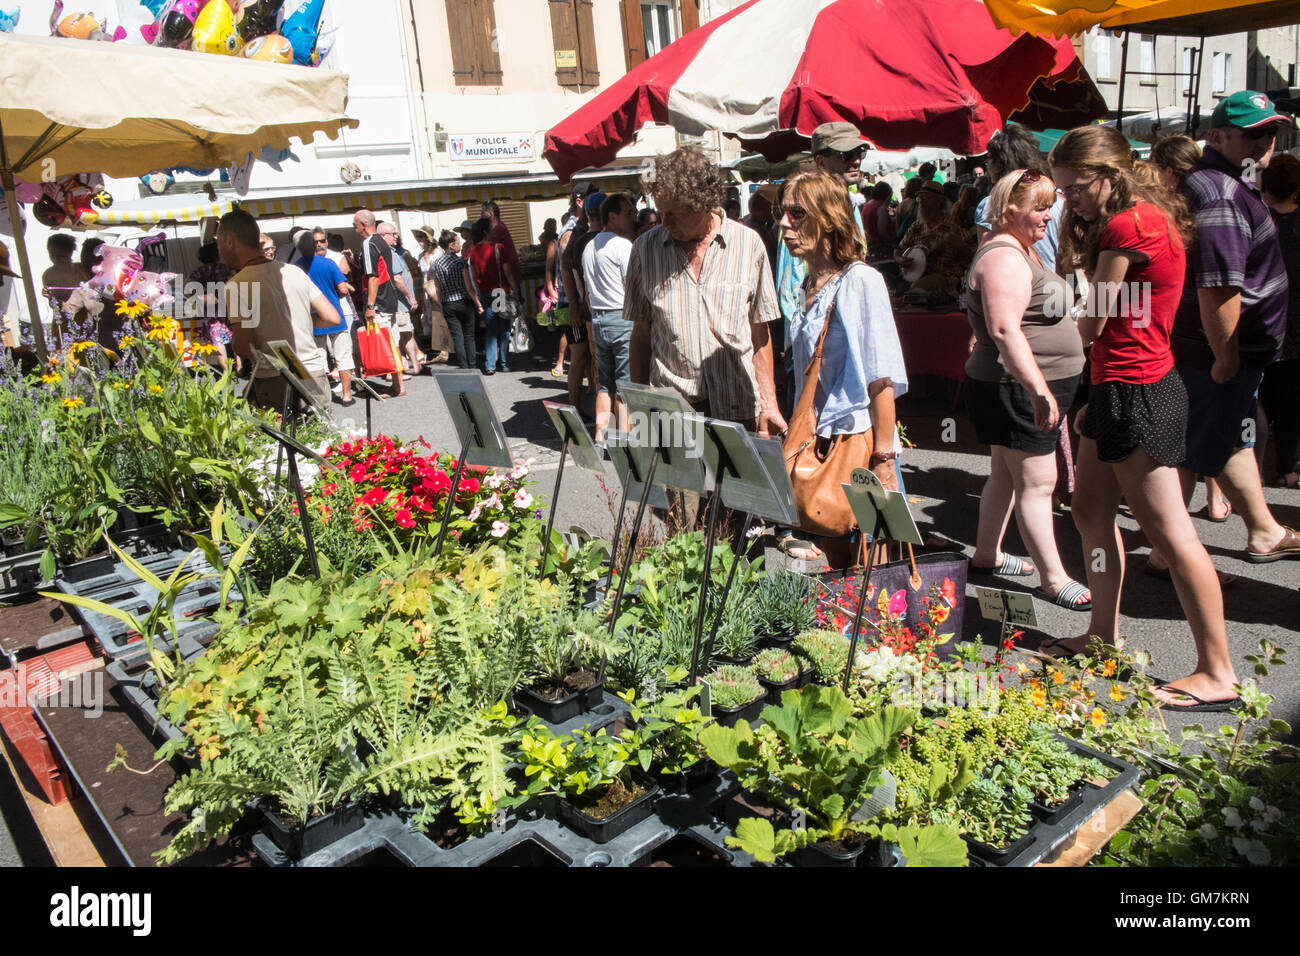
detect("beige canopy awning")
[0,31,357,358]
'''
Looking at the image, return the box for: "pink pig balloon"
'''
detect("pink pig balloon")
[89,245,144,297]
[124,271,178,311]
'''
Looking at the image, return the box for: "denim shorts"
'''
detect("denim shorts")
[1179,362,1264,477]
[591,308,633,396]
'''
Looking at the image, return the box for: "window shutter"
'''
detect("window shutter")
[446,0,501,86]
[550,0,582,88]
[622,0,646,71]
[576,0,600,87]
[680,0,699,34]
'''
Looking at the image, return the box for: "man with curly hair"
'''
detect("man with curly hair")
[628,146,784,443]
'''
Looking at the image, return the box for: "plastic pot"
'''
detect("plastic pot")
[711,691,767,728]
[57,552,115,584]
[709,651,755,667]
[790,838,866,868]
[514,675,606,725]
[759,669,810,705]
[555,770,661,844]
[652,759,716,796]
[963,826,1034,864]
[1030,785,1088,826]
[260,802,367,860]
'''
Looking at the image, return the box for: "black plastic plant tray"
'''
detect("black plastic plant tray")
[531,689,628,736]
[0,551,51,603]
[968,735,1140,868]
[105,631,210,747]
[514,677,607,725]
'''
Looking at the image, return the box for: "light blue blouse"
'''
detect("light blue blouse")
[790,261,908,438]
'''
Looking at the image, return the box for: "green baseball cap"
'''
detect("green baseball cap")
[1211,90,1295,130]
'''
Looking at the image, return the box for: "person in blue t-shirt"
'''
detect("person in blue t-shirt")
[294,232,356,405]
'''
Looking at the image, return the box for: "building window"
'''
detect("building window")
[622,1,700,71]
[1140,34,1156,85]
[1094,28,1112,80]
[642,2,676,58]
[1213,51,1231,92]
[550,0,600,90]
[1182,47,1195,92]
[445,0,502,87]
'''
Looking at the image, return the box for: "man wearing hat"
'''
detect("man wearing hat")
[1170,89,1300,561]
[811,121,867,192]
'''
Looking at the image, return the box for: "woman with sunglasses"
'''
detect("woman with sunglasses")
[776,170,908,567]
[965,169,1089,610]
[1047,125,1238,709]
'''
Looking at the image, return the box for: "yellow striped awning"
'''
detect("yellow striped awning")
[86,198,234,227]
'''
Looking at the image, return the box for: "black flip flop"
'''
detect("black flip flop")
[1158,688,1242,713]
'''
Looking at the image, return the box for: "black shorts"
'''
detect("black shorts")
[965,375,1079,455]
[1082,367,1187,466]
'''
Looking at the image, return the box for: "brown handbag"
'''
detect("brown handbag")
[783,274,875,538]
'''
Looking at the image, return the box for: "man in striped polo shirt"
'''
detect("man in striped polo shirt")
[627,146,784,439]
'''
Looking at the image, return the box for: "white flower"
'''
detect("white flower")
[745,524,762,539]
[486,473,505,490]
[490,520,508,538]
[509,457,535,480]
[468,504,482,522]
[484,493,503,511]
[1198,824,1219,841]
[513,490,534,510]
[1222,806,1244,828]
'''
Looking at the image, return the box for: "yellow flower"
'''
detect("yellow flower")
[61,397,83,409]
[1052,699,1066,712]
[1090,707,1106,728]
[1086,689,1096,700]
[1109,684,1125,703]
[193,343,218,356]
[1083,667,1095,676]
[1070,680,1082,693]
[149,384,164,395]
[1102,659,1118,677]
[70,340,95,356]
[1051,670,1066,686]
[41,371,62,384]
[117,299,152,319]
[119,335,136,348]
[1031,687,1047,709]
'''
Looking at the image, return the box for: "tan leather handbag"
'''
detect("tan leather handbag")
[783,275,874,538]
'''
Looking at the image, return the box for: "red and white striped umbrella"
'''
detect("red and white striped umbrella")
[544,0,1104,180]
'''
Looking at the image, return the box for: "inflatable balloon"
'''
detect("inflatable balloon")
[140,170,176,194]
[192,0,242,55]
[56,12,111,40]
[89,245,144,297]
[0,7,19,33]
[140,0,168,14]
[153,0,201,48]
[242,32,291,62]
[277,0,321,66]
[124,271,177,311]
[13,181,43,205]
[117,3,157,43]
[91,188,113,210]
[237,0,281,40]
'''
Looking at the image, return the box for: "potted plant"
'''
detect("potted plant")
[932,764,1036,862]
[700,685,966,867]
[792,629,854,686]
[708,597,759,665]
[752,647,808,703]
[619,685,714,794]
[705,664,766,727]
[750,570,818,646]
[1016,726,1110,825]
[506,717,661,844]
[513,606,616,723]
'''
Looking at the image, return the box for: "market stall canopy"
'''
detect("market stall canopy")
[1035,128,1150,152]
[543,0,1105,181]
[984,0,1300,38]
[0,32,357,179]
[1099,108,1215,143]
[86,169,643,227]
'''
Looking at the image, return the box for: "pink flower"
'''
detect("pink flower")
[490,520,508,538]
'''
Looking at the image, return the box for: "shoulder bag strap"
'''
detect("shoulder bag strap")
[493,243,512,294]
[790,267,850,424]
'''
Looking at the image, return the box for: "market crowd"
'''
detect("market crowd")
[13,88,1299,714]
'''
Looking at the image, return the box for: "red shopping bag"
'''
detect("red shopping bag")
[357,320,398,376]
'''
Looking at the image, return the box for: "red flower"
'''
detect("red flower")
[349,464,368,482]
[460,477,481,495]
[321,482,338,496]
[394,509,416,529]
[423,471,452,495]
[360,486,388,507]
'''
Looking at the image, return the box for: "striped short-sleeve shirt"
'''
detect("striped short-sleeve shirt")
[624,215,779,422]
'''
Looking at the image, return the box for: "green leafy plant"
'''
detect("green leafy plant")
[750,570,819,641]
[792,629,852,685]
[706,665,763,711]
[618,685,710,776]
[752,648,802,684]
[505,716,650,818]
[710,593,759,661]
[700,685,966,865]
[932,764,1034,848]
